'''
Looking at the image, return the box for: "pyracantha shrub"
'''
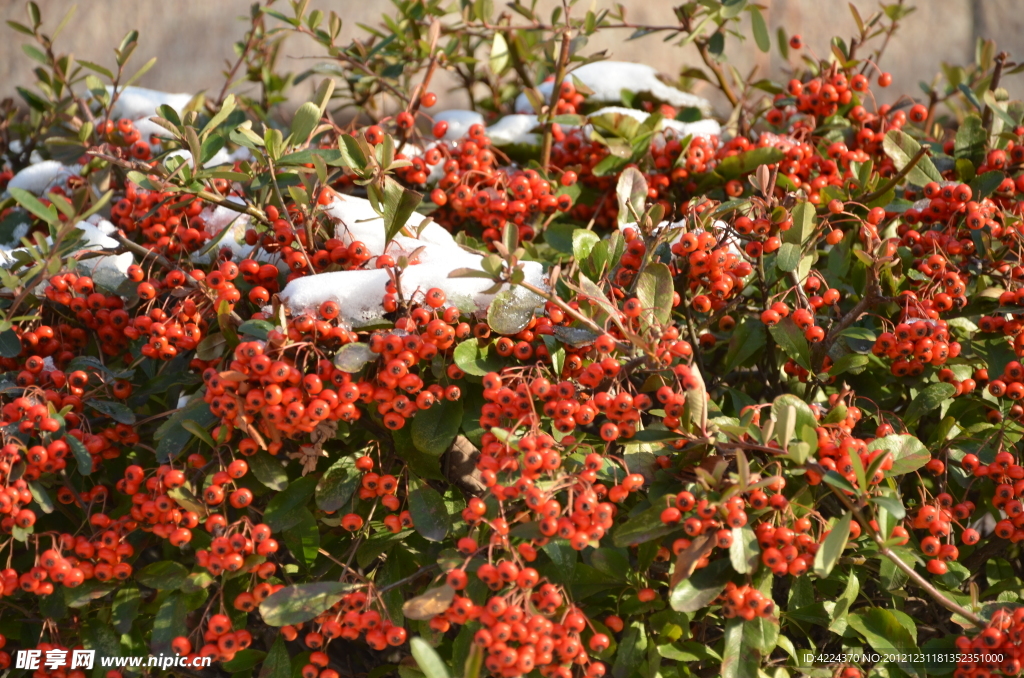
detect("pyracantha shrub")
[0,1,1023,678]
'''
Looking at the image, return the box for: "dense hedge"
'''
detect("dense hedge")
[0,1,1022,678]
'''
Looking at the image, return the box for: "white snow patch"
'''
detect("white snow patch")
[619,218,742,257]
[132,118,174,144]
[6,160,71,195]
[662,118,722,139]
[515,62,712,115]
[486,114,540,145]
[164,146,234,169]
[109,86,193,122]
[0,217,133,291]
[587,107,721,142]
[282,194,547,326]
[590,106,650,124]
[0,221,30,250]
[191,200,252,263]
[80,251,134,290]
[75,220,120,250]
[434,110,485,141]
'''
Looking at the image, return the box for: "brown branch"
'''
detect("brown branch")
[816,145,929,217]
[113,233,175,271]
[823,481,984,628]
[812,266,880,370]
[695,39,738,108]
[982,52,1009,133]
[539,31,572,173]
[518,279,605,337]
[216,13,262,105]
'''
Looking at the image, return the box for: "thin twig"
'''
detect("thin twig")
[823,482,984,628]
[516,280,604,336]
[539,31,572,173]
[376,564,440,595]
[852,145,930,208]
[982,52,1009,133]
[813,266,879,371]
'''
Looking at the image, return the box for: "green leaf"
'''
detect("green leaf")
[720,0,748,18]
[136,561,189,590]
[394,424,444,481]
[357,529,412,570]
[746,615,780,655]
[971,170,1005,200]
[150,592,187,653]
[195,332,227,361]
[722,317,765,373]
[223,650,268,673]
[338,134,369,174]
[776,242,801,272]
[200,94,237,137]
[263,475,317,532]
[168,485,207,518]
[784,200,816,245]
[871,494,906,520]
[9,187,59,225]
[613,502,679,547]
[289,102,321,146]
[410,637,450,678]
[453,340,505,376]
[612,622,648,678]
[67,434,93,475]
[572,228,600,264]
[869,434,930,475]
[412,398,463,458]
[721,618,760,678]
[64,580,114,608]
[616,167,647,225]
[28,481,53,514]
[714,147,784,180]
[750,7,770,51]
[259,582,357,626]
[154,397,216,463]
[39,592,67,621]
[250,451,289,491]
[829,353,869,376]
[282,508,319,569]
[381,176,423,246]
[828,571,860,633]
[86,399,136,424]
[238,319,276,340]
[847,608,922,676]
[729,526,759,574]
[904,382,956,425]
[636,262,674,328]
[882,130,943,185]
[182,419,218,450]
[0,330,22,358]
[82,617,121,669]
[769,318,811,370]
[487,288,538,335]
[315,455,359,512]
[813,512,851,578]
[408,476,450,542]
[669,558,733,613]
[112,585,140,634]
[954,113,986,164]
[333,342,376,373]
[257,635,291,678]
[488,32,509,74]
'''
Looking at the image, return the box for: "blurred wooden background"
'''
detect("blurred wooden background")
[2,0,1021,116]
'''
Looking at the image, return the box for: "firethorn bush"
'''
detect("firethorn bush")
[1,0,1024,677]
